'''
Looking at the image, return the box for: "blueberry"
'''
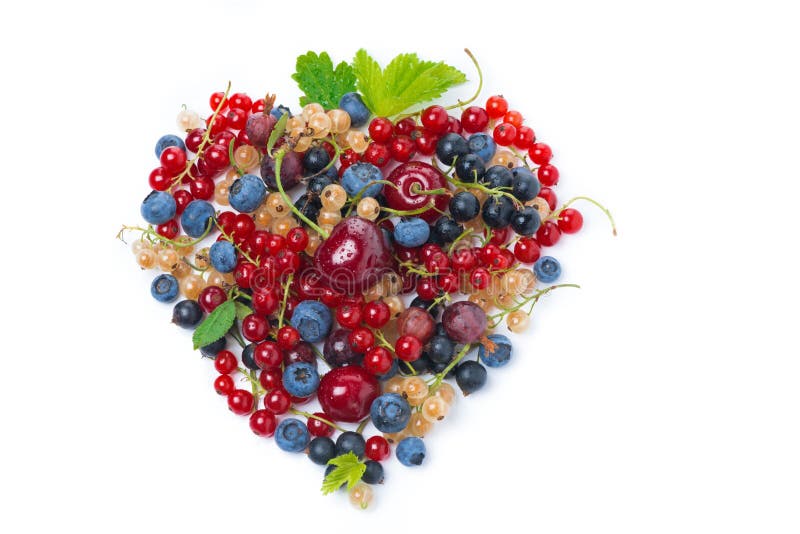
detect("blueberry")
[275,418,310,453]
[481,195,515,228]
[307,174,333,197]
[339,92,370,127]
[533,256,561,283]
[432,217,463,244]
[436,133,469,166]
[308,437,336,465]
[455,360,487,395]
[478,334,513,368]
[361,460,384,484]
[180,200,215,238]
[282,362,320,397]
[172,300,203,329]
[376,358,399,381]
[468,132,496,163]
[449,191,480,222]
[140,191,176,225]
[241,343,258,370]
[511,167,540,201]
[455,153,485,182]
[396,437,426,467]
[394,217,430,247]
[155,134,185,158]
[200,336,227,358]
[294,194,321,223]
[323,328,362,368]
[150,274,179,303]
[209,241,237,273]
[483,165,513,189]
[426,335,455,364]
[370,393,412,433]
[336,431,366,458]
[341,163,383,198]
[228,174,267,213]
[270,104,291,120]
[303,146,331,174]
[290,300,333,343]
[510,206,541,236]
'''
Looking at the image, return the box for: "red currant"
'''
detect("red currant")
[389,135,415,162]
[259,368,282,391]
[528,142,552,165]
[209,91,227,111]
[363,301,390,328]
[364,346,393,375]
[450,247,477,272]
[538,164,559,187]
[538,187,558,210]
[503,110,523,128]
[514,237,541,263]
[365,436,390,461]
[447,116,462,134]
[263,388,290,414]
[557,208,583,234]
[470,267,491,289]
[251,289,279,316]
[241,313,269,342]
[348,327,375,353]
[249,409,277,437]
[416,277,439,300]
[395,335,423,362]
[185,128,205,153]
[307,412,334,438]
[160,146,187,176]
[232,213,255,239]
[254,341,282,369]
[214,350,238,374]
[198,285,227,313]
[414,128,440,155]
[421,105,449,134]
[228,92,252,111]
[425,251,450,273]
[149,167,171,191]
[485,95,508,119]
[437,272,459,293]
[190,176,214,200]
[514,126,535,149]
[536,221,561,247]
[336,304,362,330]
[363,142,391,167]
[234,261,256,289]
[156,219,179,240]
[173,189,193,215]
[368,117,394,143]
[286,227,308,252]
[227,389,254,415]
[204,144,230,171]
[265,233,286,255]
[277,325,300,350]
[461,106,489,133]
[395,117,416,135]
[493,123,517,146]
[214,374,234,395]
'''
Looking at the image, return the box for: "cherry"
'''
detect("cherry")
[536,221,562,247]
[529,142,552,165]
[461,106,489,133]
[384,162,449,223]
[538,164,559,187]
[307,412,334,438]
[214,350,238,374]
[557,208,583,234]
[365,436,390,461]
[317,366,380,423]
[214,374,234,395]
[395,335,423,362]
[241,314,269,342]
[421,105,449,134]
[198,285,227,313]
[228,389,254,415]
[249,409,277,437]
[486,95,509,119]
[368,117,394,143]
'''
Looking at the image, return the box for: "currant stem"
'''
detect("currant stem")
[290,408,346,433]
[217,225,259,266]
[445,175,522,208]
[343,180,400,218]
[117,220,213,248]
[273,148,330,239]
[547,196,618,236]
[356,417,370,434]
[381,202,437,217]
[228,138,245,176]
[487,283,581,328]
[238,367,266,395]
[431,343,472,389]
[277,273,294,329]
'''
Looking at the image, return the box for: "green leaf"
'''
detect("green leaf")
[234,301,252,321]
[266,111,288,156]
[321,452,366,495]
[352,49,467,117]
[192,300,235,350]
[291,51,356,110]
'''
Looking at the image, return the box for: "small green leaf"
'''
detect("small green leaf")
[292,51,356,110]
[192,300,235,350]
[234,301,252,321]
[266,111,288,156]
[321,452,366,495]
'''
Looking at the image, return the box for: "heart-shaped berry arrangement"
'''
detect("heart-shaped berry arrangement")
[119,49,614,509]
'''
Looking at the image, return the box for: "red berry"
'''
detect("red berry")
[514,237,541,263]
[503,110,523,128]
[447,117,462,134]
[340,148,361,168]
[232,214,255,239]
[214,350,238,374]
[421,105,449,134]
[156,219,179,240]
[241,314,269,342]
[461,106,489,133]
[214,374,234,395]
[251,99,266,114]
[263,388,290,414]
[160,146,187,176]
[210,91,227,111]
[228,389,255,415]
[259,368,282,391]
[190,176,215,200]
[451,247,477,272]
[363,301,390,328]
[538,164,559,187]
[229,92,252,111]
[249,409,277,437]
[275,249,300,274]
[536,221,562,247]
[185,128,205,153]
[206,114,228,137]
[488,225,512,246]
[437,272,459,293]
[425,251,450,273]
[486,95,508,119]
[395,335,423,362]
[514,126,535,149]
[368,117,394,143]
[414,128,440,155]
[234,261,256,289]
[216,211,236,234]
[149,167,171,191]
[470,267,491,289]
[213,130,237,151]
[265,233,286,255]
[538,187,558,210]
[254,341,282,369]
[251,289,279,316]
[336,304,362,329]
[307,412,334,438]
[319,286,343,308]
[493,123,517,146]
[416,277,439,300]
[286,227,308,252]
[528,142,552,165]
[395,117,416,135]
[420,243,443,262]
[204,143,230,171]
[363,142,390,167]
[364,346,393,375]
[198,285,227,313]
[348,327,375,354]
[365,436,390,461]
[557,208,583,234]
[173,189,193,215]
[389,134,415,162]
[277,325,300,350]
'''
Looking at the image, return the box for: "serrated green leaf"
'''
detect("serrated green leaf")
[266,111,288,156]
[352,49,467,117]
[234,301,252,321]
[291,51,356,110]
[192,300,235,350]
[321,452,366,495]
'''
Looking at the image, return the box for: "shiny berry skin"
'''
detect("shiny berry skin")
[241,314,269,342]
[514,126,536,149]
[395,335,422,362]
[447,116,462,134]
[160,146,187,176]
[317,366,380,423]
[339,148,361,168]
[416,277,439,301]
[538,187,558,210]
[486,95,508,119]
[493,123,517,146]
[233,213,255,239]
[437,272,459,293]
[204,143,230,171]
[264,388,291,414]
[363,142,390,167]
[421,105,449,134]
[389,135,415,162]
[286,227,308,252]
[557,208,583,234]
[172,189,193,215]
[503,110,523,128]
[538,164,559,187]
[214,374,234,395]
[233,262,256,289]
[149,167,170,191]
[198,285,227,313]
[362,301,390,328]
[249,409,277,437]
[536,221,562,247]
[336,304,362,330]
[190,176,214,200]
[210,91,227,111]
[414,129,440,155]
[425,251,449,273]
[451,247,477,272]
[185,128,205,153]
[514,237,542,263]
[348,327,375,353]
[228,389,255,415]
[307,413,335,438]
[365,436,390,462]
[277,325,300,349]
[259,368,282,391]
[254,341,282,369]
[395,117,416,135]
[229,92,252,111]
[461,106,489,133]
[214,350,238,374]
[528,142,553,165]
[156,219,179,240]
[368,117,394,143]
[470,267,491,289]
[364,346,393,375]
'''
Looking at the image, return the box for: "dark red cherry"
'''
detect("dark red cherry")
[384,162,450,223]
[317,366,380,423]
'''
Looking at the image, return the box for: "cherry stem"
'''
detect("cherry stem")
[430,343,472,389]
[487,283,581,328]
[290,408,346,433]
[547,196,618,236]
[409,183,449,197]
[277,272,294,329]
[381,202,437,217]
[273,148,330,239]
[343,180,400,218]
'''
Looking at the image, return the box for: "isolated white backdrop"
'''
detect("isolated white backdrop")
[1,1,799,532]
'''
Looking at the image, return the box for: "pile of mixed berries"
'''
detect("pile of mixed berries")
[120,50,613,510]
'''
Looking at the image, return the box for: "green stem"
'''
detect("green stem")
[381,202,438,217]
[446,175,522,208]
[343,180,400,217]
[229,138,245,176]
[277,273,294,328]
[431,343,472,389]
[547,196,618,236]
[217,225,259,266]
[356,417,370,434]
[290,408,347,433]
[117,220,213,248]
[274,149,329,239]
[238,367,266,395]
[507,146,532,170]
[487,283,580,328]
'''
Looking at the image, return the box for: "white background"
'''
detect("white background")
[2,0,799,532]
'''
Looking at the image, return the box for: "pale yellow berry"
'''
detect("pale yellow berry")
[157,248,180,271]
[254,205,272,228]
[305,231,322,255]
[131,239,151,255]
[496,292,516,309]
[214,181,231,205]
[321,184,347,210]
[383,376,405,395]
[266,192,290,218]
[382,272,402,296]
[383,429,408,444]
[357,197,380,220]
[136,249,156,269]
[233,145,260,170]
[468,292,493,312]
[194,248,210,269]
[287,115,306,131]
[308,112,332,138]
[346,130,368,153]
[206,268,234,288]
[407,412,433,437]
[421,395,450,422]
[526,197,551,219]
[383,295,405,318]
[176,109,202,131]
[517,269,537,293]
[272,216,297,237]
[433,383,456,405]
[327,109,351,134]
[319,223,335,236]
[507,310,530,333]
[349,482,374,510]
[501,270,525,295]
[179,274,206,299]
[317,209,342,226]
[173,236,194,257]
[301,103,324,122]
[402,377,429,406]
[293,135,313,152]
[491,149,517,168]
[170,261,191,279]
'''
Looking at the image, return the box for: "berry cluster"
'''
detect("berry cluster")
[120,50,613,509]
